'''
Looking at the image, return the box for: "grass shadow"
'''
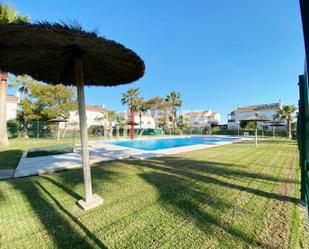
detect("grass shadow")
[0,149,23,169]
[40,175,83,200]
[126,158,298,204]
[140,171,275,248]
[10,178,107,249]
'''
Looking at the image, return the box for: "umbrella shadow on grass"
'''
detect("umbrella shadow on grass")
[157,157,300,185]
[11,178,107,249]
[128,157,299,204]
[53,160,126,196]
[139,171,276,249]
[122,156,298,248]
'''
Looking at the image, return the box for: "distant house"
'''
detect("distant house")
[60,105,108,129]
[117,111,156,129]
[6,95,18,121]
[227,101,285,129]
[135,111,156,129]
[185,110,221,128]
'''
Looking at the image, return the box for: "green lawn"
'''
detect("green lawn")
[0,138,76,169]
[0,140,308,248]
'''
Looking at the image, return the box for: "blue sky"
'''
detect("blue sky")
[6,0,305,123]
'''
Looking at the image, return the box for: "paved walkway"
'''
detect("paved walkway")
[14,138,241,178]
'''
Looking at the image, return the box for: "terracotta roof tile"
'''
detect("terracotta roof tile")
[85,105,107,112]
[231,103,281,114]
[7,95,18,103]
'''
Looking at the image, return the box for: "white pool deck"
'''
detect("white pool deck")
[14,136,246,178]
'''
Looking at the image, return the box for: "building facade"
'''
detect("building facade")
[117,111,156,129]
[6,95,18,121]
[60,105,108,129]
[227,101,285,129]
[185,110,221,128]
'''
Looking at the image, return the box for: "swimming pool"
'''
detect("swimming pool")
[107,136,238,151]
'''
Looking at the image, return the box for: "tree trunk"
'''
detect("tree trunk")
[173,110,176,133]
[62,121,68,139]
[109,122,113,139]
[255,127,258,147]
[0,72,9,146]
[123,125,127,138]
[287,118,292,139]
[130,109,134,139]
[24,87,29,99]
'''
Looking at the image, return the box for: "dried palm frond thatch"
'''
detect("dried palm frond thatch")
[0,22,145,86]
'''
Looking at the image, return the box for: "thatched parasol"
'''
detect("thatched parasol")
[48,117,68,141]
[0,22,145,210]
[269,120,286,138]
[240,113,271,147]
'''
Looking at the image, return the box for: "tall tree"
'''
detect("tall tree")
[146,96,166,128]
[137,97,148,129]
[165,91,183,132]
[116,114,127,137]
[121,88,139,139]
[17,82,76,137]
[0,3,29,145]
[274,105,296,139]
[9,74,35,99]
[105,111,116,138]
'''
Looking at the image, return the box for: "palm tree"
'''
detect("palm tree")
[9,75,36,100]
[165,91,183,133]
[105,111,116,138]
[116,115,127,137]
[137,97,148,129]
[0,3,29,146]
[274,105,296,139]
[121,88,139,139]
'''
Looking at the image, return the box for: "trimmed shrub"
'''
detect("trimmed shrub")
[7,119,21,138]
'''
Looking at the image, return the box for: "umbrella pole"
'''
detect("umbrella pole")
[75,57,103,210]
[57,123,60,141]
[255,122,258,147]
[130,109,134,139]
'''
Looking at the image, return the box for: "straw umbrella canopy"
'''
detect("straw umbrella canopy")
[0,22,145,210]
[269,121,286,138]
[240,113,271,147]
[48,117,68,141]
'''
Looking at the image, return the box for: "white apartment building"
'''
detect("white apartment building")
[60,105,108,129]
[118,111,156,129]
[227,101,285,129]
[185,110,221,128]
[6,95,18,121]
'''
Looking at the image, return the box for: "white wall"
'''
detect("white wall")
[6,101,17,121]
[187,111,221,128]
[228,109,286,129]
[134,113,156,129]
[59,110,107,129]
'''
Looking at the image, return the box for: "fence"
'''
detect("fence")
[7,119,289,140]
[297,74,309,213]
[298,0,309,217]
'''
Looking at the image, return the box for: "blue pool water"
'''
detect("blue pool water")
[107,136,238,151]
